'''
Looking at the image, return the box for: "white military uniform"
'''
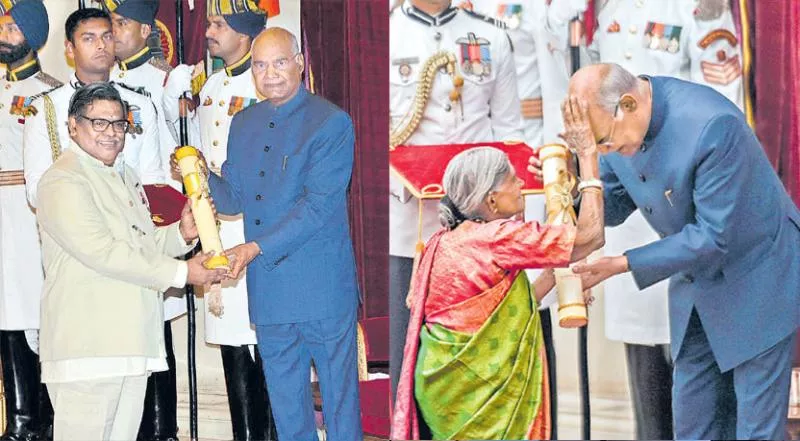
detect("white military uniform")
[585,0,743,345]
[112,47,188,322]
[469,0,581,308]
[112,47,182,189]
[24,74,164,208]
[173,53,259,346]
[0,60,61,331]
[389,1,524,258]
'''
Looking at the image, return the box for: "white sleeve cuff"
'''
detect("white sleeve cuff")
[172,261,189,288]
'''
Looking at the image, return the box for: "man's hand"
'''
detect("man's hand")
[170,146,208,181]
[572,255,630,290]
[223,242,261,279]
[178,198,217,243]
[186,251,228,286]
[178,201,197,242]
[560,95,598,157]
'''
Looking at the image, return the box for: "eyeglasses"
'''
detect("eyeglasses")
[78,115,130,134]
[252,53,300,73]
[598,100,621,148]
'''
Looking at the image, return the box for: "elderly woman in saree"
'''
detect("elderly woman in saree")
[391,99,604,440]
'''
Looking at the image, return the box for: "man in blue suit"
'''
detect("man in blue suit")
[204,27,362,440]
[541,63,800,440]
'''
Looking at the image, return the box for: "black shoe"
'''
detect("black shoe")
[220,345,278,441]
[0,331,43,441]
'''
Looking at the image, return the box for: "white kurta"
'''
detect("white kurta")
[0,65,61,330]
[195,56,259,346]
[111,50,187,322]
[586,0,744,345]
[389,1,524,258]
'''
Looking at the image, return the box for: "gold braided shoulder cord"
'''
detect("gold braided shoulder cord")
[43,95,62,163]
[389,51,457,149]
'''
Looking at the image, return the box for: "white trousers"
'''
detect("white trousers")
[48,374,148,440]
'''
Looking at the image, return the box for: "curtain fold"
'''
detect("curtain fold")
[301,0,390,319]
[733,0,800,206]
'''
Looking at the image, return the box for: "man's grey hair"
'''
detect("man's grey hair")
[439,147,512,229]
[251,27,300,55]
[596,63,638,113]
[68,82,126,118]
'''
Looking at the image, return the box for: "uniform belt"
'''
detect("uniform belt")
[521,98,543,119]
[0,170,25,187]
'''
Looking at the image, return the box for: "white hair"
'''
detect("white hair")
[596,63,638,113]
[439,147,512,229]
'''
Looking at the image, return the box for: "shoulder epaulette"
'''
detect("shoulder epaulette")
[148,56,173,73]
[114,81,151,99]
[461,8,507,29]
[34,72,63,90]
[38,83,66,98]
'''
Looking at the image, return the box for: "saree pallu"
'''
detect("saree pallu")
[416,272,549,439]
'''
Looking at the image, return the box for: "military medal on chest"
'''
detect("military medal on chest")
[392,57,419,83]
[126,106,144,136]
[496,4,522,30]
[644,22,682,54]
[227,96,257,117]
[456,32,492,79]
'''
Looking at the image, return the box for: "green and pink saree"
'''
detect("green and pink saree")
[392,219,576,440]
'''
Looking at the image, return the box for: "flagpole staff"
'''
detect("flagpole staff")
[175,1,199,440]
[570,13,591,441]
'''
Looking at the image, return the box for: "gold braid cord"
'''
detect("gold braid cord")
[44,95,62,162]
[544,169,577,226]
[390,51,457,149]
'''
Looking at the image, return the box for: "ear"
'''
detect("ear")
[140,23,152,40]
[619,94,638,114]
[65,39,74,60]
[485,192,498,214]
[67,115,78,137]
[295,53,305,73]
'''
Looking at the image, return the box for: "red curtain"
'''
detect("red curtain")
[733,0,800,206]
[153,0,208,67]
[301,0,390,320]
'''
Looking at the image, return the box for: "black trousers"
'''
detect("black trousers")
[624,342,674,440]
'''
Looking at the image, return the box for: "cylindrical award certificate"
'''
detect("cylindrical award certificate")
[174,146,229,269]
[539,143,588,328]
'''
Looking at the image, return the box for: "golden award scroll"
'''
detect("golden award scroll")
[539,143,588,328]
[175,146,229,316]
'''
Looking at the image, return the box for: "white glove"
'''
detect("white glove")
[163,63,196,123]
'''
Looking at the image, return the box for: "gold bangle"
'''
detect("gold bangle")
[579,187,603,195]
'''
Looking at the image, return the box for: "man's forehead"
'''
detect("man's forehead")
[77,18,112,34]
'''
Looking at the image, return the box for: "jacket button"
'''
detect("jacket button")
[264,145,270,152]
[645,206,653,214]
[255,219,261,225]
[269,122,275,128]
[256,194,262,201]
[259,171,265,177]
[444,104,452,112]
[683,274,694,283]
[639,174,646,182]
[640,143,648,152]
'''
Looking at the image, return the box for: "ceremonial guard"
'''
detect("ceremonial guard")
[23,8,163,208]
[103,1,186,439]
[107,0,183,190]
[163,1,277,439]
[552,0,744,438]
[389,0,523,403]
[0,1,59,438]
